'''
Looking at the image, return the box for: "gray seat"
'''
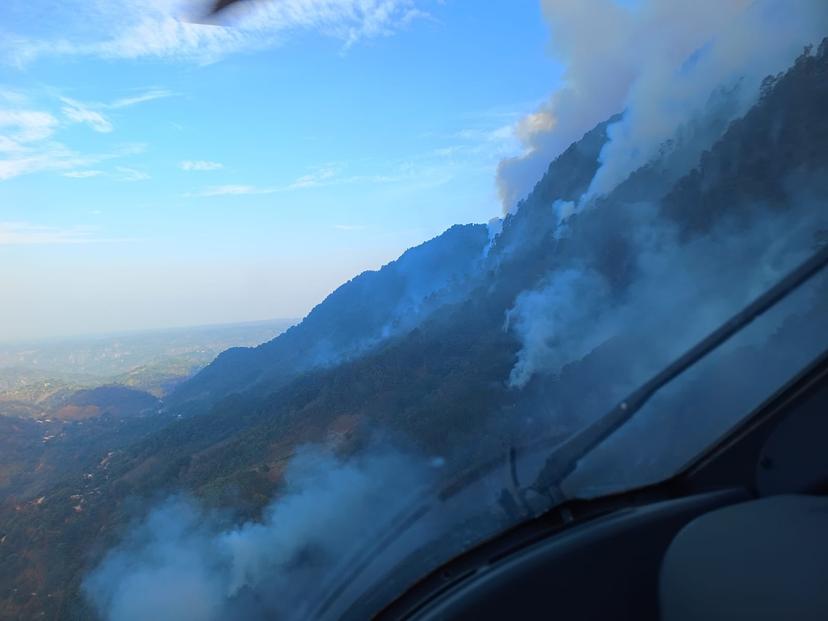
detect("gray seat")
[660,494,828,621]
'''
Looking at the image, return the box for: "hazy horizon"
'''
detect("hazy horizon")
[0,314,299,347]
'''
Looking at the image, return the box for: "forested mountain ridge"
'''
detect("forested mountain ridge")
[169,223,490,411]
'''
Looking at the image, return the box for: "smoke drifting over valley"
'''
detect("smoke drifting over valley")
[83,447,437,621]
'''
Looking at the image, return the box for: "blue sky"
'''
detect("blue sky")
[0,0,561,341]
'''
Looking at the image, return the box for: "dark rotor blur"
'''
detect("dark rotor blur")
[208,0,247,16]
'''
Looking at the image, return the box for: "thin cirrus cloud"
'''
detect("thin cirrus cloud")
[0,88,28,105]
[60,97,114,133]
[108,89,174,109]
[287,164,340,189]
[180,160,224,171]
[0,222,104,245]
[115,166,150,181]
[189,184,275,197]
[0,110,105,180]
[61,164,150,181]
[0,123,146,180]
[0,109,59,146]
[0,0,434,65]
[0,143,95,180]
[62,170,104,178]
[58,89,175,133]
[188,165,339,197]
[185,155,473,199]
[0,85,159,181]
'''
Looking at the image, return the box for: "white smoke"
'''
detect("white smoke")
[505,197,828,389]
[506,267,613,388]
[587,0,828,198]
[498,0,828,211]
[83,446,437,621]
[484,217,504,256]
[498,0,828,388]
[496,0,638,210]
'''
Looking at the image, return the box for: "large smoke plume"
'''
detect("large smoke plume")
[499,0,828,390]
[83,447,438,621]
[506,198,828,390]
[498,0,828,211]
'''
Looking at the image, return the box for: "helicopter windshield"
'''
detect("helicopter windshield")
[2,2,828,620]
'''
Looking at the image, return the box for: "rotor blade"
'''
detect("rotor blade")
[207,0,248,17]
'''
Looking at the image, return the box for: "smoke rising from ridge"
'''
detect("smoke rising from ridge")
[498,0,828,211]
[505,197,828,390]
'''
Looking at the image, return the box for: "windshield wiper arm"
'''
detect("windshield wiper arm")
[532,242,828,501]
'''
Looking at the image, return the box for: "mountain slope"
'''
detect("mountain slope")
[169,223,489,410]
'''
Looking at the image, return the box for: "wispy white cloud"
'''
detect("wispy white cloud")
[432,123,521,162]
[56,89,173,134]
[185,152,466,199]
[0,108,98,179]
[0,144,116,181]
[180,159,223,171]
[0,99,145,180]
[2,0,434,65]
[187,164,342,197]
[108,89,174,109]
[0,109,59,144]
[60,97,113,133]
[0,88,29,105]
[62,169,104,178]
[2,145,71,179]
[190,184,276,197]
[0,85,160,182]
[453,125,516,144]
[0,222,102,245]
[287,164,341,189]
[115,166,150,181]
[0,137,23,153]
